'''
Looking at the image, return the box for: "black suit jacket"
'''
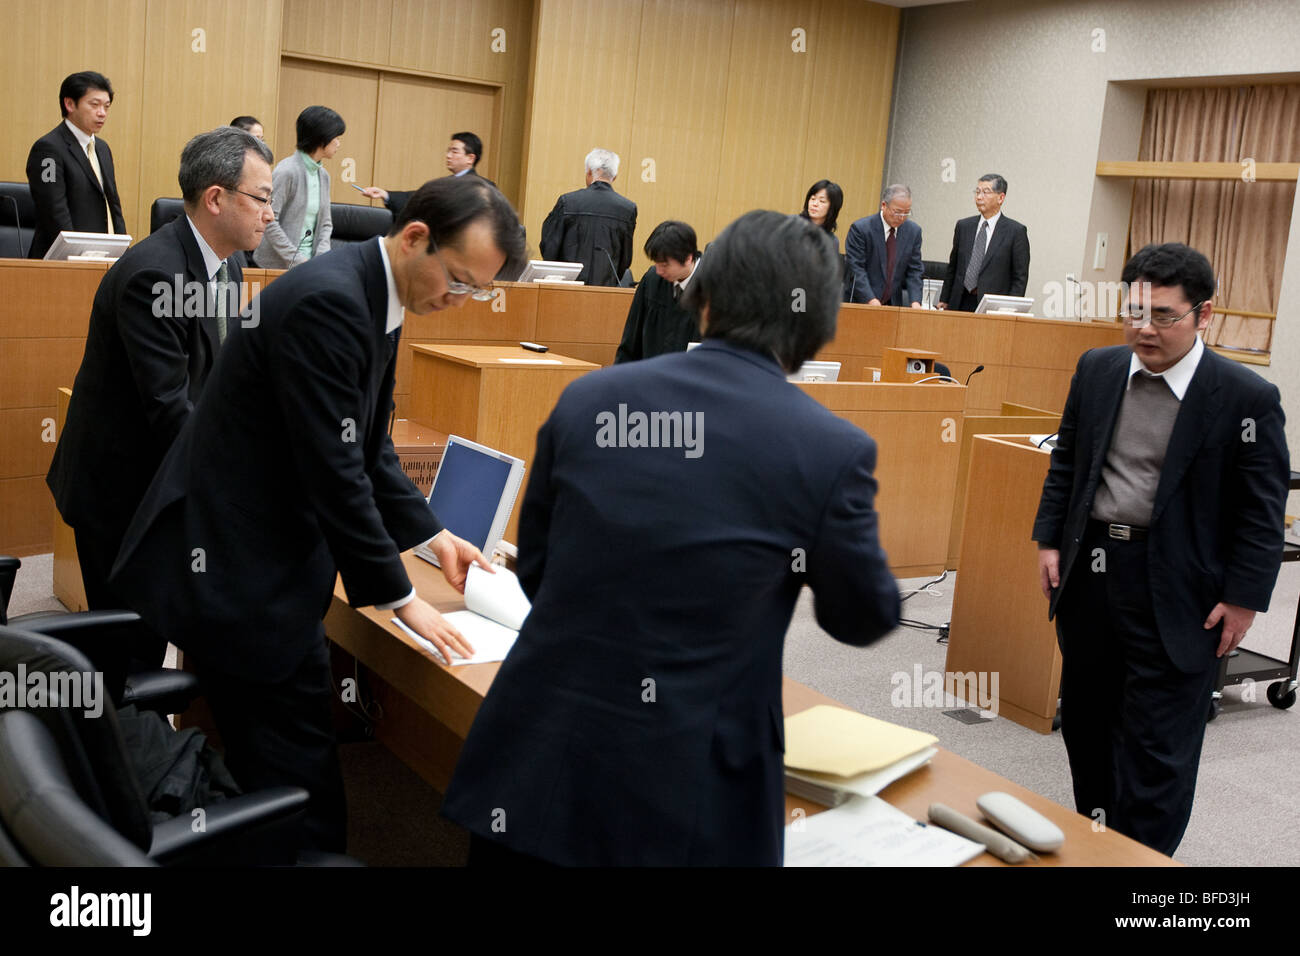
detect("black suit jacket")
[939,214,1029,309]
[385,170,497,219]
[26,123,127,258]
[111,239,440,682]
[843,215,923,306]
[539,180,637,286]
[613,265,699,363]
[46,215,240,549]
[1032,344,1290,674]
[442,340,900,865]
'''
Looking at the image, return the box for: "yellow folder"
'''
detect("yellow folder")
[784,705,939,777]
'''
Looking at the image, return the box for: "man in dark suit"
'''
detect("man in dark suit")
[111,177,526,852]
[47,126,273,643]
[844,184,924,307]
[443,210,901,866]
[1033,243,1290,855]
[938,173,1030,312]
[26,71,128,259]
[360,131,496,218]
[614,220,700,363]
[539,148,637,286]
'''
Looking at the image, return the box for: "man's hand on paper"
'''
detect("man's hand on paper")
[395,595,475,663]
[429,528,495,594]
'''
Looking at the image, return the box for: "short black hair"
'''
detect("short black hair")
[978,173,1008,194]
[389,176,526,279]
[1121,243,1216,308]
[685,211,840,373]
[643,220,698,263]
[230,115,262,132]
[799,179,844,235]
[451,131,483,167]
[59,71,113,117]
[295,106,346,153]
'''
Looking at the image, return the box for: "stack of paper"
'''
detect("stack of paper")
[392,564,531,665]
[784,794,983,867]
[783,705,939,804]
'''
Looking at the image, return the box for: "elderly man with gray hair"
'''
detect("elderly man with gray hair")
[843,183,924,307]
[539,147,637,286]
[47,125,273,660]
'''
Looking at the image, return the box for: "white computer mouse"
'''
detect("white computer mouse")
[977,791,1065,853]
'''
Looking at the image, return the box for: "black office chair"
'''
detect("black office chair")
[0,555,198,717]
[0,625,312,866]
[149,197,187,235]
[0,182,35,259]
[328,201,393,247]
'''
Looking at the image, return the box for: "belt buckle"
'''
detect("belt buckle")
[1109,524,1131,541]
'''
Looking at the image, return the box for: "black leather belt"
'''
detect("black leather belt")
[1091,520,1148,541]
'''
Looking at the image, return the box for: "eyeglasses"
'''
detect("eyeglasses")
[226,187,273,208]
[1118,302,1204,329]
[973,188,1001,197]
[884,206,913,218]
[429,236,494,301]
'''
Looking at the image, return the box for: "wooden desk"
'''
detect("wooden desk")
[324,553,1173,866]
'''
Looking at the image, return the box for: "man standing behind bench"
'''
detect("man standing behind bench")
[26,71,127,258]
[47,127,272,661]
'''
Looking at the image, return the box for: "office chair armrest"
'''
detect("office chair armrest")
[121,669,201,716]
[10,608,142,636]
[148,786,309,866]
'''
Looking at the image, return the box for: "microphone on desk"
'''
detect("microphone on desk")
[965,365,985,387]
[3,195,24,258]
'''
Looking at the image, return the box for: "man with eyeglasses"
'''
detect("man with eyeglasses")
[48,126,272,668]
[111,176,526,853]
[843,184,924,306]
[937,173,1029,311]
[1032,242,1290,856]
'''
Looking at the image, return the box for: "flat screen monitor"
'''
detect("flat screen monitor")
[414,435,525,568]
[788,361,841,383]
[43,231,132,262]
[975,294,1034,315]
[515,260,584,284]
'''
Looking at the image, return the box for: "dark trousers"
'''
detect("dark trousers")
[955,288,980,312]
[74,525,167,669]
[1055,523,1219,856]
[196,633,347,854]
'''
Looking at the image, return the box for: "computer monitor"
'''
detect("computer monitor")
[515,260,584,284]
[788,361,841,383]
[975,294,1034,315]
[413,435,525,568]
[43,230,132,262]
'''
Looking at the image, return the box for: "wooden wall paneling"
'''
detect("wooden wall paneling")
[1,0,149,238]
[712,0,822,232]
[802,0,898,225]
[0,339,87,411]
[373,72,500,199]
[1009,317,1123,369]
[534,285,633,347]
[521,0,643,249]
[0,407,57,481]
[0,261,108,336]
[621,0,737,272]
[1005,365,1079,414]
[0,478,54,556]
[138,0,284,230]
[277,57,379,205]
[280,0,394,67]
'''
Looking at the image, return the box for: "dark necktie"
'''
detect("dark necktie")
[884,226,897,299]
[387,327,401,361]
[965,220,989,292]
[672,282,681,302]
[215,260,230,343]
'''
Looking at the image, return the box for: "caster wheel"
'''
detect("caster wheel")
[1267,682,1297,709]
[1207,699,1221,722]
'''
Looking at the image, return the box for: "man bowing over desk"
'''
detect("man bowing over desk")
[113,177,527,853]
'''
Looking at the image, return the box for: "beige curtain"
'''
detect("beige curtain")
[1130,84,1299,353]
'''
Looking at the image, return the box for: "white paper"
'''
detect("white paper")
[498,357,563,364]
[786,747,938,800]
[389,565,531,666]
[784,794,984,867]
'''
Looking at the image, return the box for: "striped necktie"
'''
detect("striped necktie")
[85,140,114,234]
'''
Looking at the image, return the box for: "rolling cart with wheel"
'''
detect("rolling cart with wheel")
[1208,470,1300,721]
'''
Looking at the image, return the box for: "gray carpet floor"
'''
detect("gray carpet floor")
[9,553,1298,866]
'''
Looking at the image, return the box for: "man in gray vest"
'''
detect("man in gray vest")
[1032,242,1290,855]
